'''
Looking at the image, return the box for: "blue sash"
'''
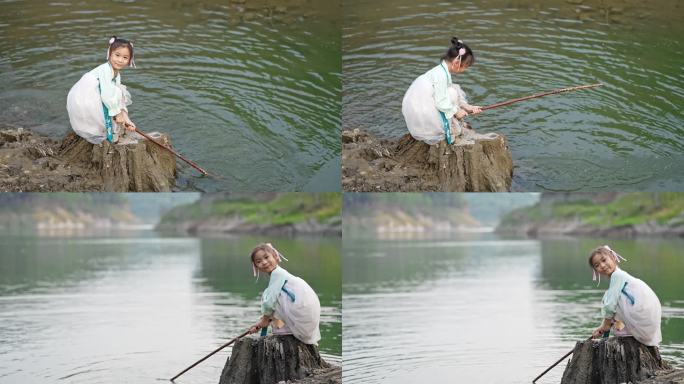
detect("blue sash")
[439,63,453,145]
[281,280,296,303]
[621,282,636,305]
[97,80,114,143]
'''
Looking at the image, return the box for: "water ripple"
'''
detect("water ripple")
[343,0,684,191]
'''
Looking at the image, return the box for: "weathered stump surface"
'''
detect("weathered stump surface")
[59,132,176,192]
[219,335,330,384]
[561,337,672,384]
[342,128,513,192]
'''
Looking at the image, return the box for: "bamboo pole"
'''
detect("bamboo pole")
[170,330,250,382]
[125,124,210,176]
[480,83,602,112]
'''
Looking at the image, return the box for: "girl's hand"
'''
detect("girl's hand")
[113,113,125,125]
[124,120,137,131]
[455,110,468,119]
[469,106,483,115]
[592,321,612,338]
[248,316,271,334]
[592,327,605,339]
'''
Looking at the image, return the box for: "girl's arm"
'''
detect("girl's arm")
[600,269,627,318]
[450,84,480,117]
[260,267,289,316]
[95,65,125,117]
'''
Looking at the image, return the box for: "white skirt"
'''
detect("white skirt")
[401,75,466,145]
[273,276,321,345]
[66,73,127,144]
[615,278,662,346]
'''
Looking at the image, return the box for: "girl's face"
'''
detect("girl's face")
[591,252,617,277]
[253,250,278,274]
[448,58,469,74]
[109,46,131,71]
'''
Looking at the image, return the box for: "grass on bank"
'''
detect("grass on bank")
[159,193,341,226]
[500,193,684,229]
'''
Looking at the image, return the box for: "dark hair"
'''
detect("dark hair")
[441,37,474,67]
[108,36,134,63]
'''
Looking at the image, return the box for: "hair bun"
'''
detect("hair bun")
[450,37,463,48]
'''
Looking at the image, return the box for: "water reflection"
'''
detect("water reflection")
[342,0,684,191]
[343,233,684,383]
[0,0,341,192]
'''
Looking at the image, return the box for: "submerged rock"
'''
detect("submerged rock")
[561,336,679,384]
[219,335,340,384]
[342,128,513,192]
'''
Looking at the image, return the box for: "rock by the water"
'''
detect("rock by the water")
[561,336,675,384]
[342,128,513,192]
[219,335,339,384]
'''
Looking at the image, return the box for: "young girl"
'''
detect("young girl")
[402,37,482,145]
[67,36,137,144]
[248,243,321,345]
[589,245,662,346]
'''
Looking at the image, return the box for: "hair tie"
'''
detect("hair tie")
[266,243,289,262]
[458,47,466,57]
[602,245,627,263]
[129,41,136,68]
[592,269,600,286]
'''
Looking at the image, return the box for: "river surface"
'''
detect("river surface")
[0,0,341,192]
[343,233,684,383]
[342,0,684,191]
[0,231,341,384]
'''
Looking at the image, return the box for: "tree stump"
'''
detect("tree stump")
[59,132,176,192]
[341,128,513,192]
[561,337,672,384]
[219,335,329,384]
[397,131,513,191]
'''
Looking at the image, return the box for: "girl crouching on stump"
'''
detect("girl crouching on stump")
[589,245,662,346]
[249,243,321,345]
[67,36,137,144]
[402,37,482,145]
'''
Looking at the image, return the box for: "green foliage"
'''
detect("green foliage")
[499,193,684,229]
[159,193,341,226]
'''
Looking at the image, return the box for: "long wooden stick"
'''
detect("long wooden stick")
[532,336,593,383]
[481,83,602,111]
[170,329,250,382]
[126,125,209,176]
